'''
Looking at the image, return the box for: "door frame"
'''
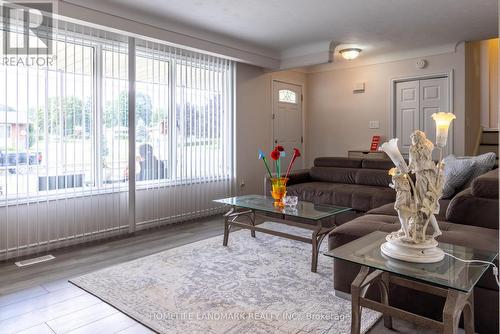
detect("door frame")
[271,79,305,169]
[390,70,455,155]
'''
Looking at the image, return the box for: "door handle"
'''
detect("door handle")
[274,140,278,144]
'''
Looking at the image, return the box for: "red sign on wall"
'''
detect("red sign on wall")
[370,136,381,151]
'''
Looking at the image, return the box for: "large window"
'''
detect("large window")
[0,11,234,260]
[0,29,234,200]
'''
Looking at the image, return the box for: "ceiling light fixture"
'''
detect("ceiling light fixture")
[339,48,362,60]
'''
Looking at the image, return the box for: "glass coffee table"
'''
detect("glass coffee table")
[214,195,351,272]
[324,231,498,334]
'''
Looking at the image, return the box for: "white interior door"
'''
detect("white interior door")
[395,80,420,153]
[420,78,450,157]
[272,81,303,173]
[395,77,451,157]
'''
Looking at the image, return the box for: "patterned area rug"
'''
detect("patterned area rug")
[70,222,380,334]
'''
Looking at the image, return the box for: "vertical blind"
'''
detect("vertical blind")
[134,41,234,227]
[0,10,235,260]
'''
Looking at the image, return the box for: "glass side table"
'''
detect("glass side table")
[324,231,498,334]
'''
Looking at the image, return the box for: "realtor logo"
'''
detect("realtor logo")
[2,1,54,55]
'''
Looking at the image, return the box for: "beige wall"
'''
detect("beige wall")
[483,38,499,128]
[304,45,466,165]
[464,38,498,154]
[235,64,306,195]
[235,47,470,190]
[465,41,482,154]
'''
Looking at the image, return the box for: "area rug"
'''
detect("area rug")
[70,222,381,334]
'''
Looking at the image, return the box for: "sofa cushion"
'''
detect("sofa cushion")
[464,152,497,187]
[471,168,498,199]
[367,203,398,216]
[330,214,499,291]
[287,182,395,212]
[314,157,363,168]
[442,155,476,198]
[361,159,395,170]
[367,199,451,221]
[310,167,357,184]
[355,169,392,187]
[446,188,499,230]
[332,184,395,212]
[286,182,336,203]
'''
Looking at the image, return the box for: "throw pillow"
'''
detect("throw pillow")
[459,152,496,188]
[441,155,475,199]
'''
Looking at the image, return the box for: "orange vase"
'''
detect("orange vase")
[270,177,288,207]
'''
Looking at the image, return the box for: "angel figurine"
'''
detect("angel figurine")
[388,168,414,240]
[409,130,442,239]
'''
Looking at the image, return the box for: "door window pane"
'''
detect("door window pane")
[278,89,297,104]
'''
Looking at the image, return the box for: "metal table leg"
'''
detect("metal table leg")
[222,208,335,273]
[443,289,475,334]
[348,266,475,334]
[351,266,371,334]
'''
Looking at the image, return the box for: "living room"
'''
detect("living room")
[0,1,499,333]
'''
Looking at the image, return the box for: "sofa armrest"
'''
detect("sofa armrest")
[263,169,311,196]
[446,188,499,230]
[472,169,499,198]
[265,169,311,186]
[286,169,311,185]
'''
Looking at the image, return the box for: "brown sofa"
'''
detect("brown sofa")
[287,158,499,333]
[330,168,499,334]
[286,157,397,226]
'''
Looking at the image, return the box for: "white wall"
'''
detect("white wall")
[304,45,466,165]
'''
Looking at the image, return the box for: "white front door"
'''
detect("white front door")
[395,76,451,157]
[272,81,303,173]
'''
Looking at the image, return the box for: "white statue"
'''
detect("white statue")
[379,113,455,263]
[388,168,414,240]
[407,131,443,241]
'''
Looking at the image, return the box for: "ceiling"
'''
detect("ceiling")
[64,0,498,67]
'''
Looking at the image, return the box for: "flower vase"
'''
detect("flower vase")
[270,177,288,207]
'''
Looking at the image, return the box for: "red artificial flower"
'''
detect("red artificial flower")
[284,148,302,178]
[275,145,284,152]
[270,149,280,160]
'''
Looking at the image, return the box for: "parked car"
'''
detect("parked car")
[0,150,43,174]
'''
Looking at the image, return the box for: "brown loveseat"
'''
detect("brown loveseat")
[286,157,397,225]
[287,157,499,333]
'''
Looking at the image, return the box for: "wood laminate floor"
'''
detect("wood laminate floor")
[0,216,456,334]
